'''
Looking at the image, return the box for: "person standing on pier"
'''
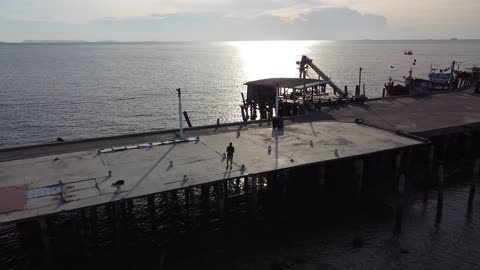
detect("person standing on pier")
[226,142,235,170]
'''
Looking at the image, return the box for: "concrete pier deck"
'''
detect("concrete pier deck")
[0,121,421,224]
[319,88,480,137]
[0,87,479,225]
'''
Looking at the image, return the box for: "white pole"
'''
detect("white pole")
[275,86,279,117]
[176,88,183,139]
[358,67,363,89]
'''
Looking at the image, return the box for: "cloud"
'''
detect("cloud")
[0,7,389,41]
[1,0,479,41]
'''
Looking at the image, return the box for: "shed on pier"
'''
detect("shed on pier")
[244,78,327,104]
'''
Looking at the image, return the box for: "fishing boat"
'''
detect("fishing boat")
[385,62,456,96]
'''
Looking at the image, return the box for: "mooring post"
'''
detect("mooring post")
[436,165,444,223]
[468,159,480,213]
[217,182,225,227]
[353,159,364,200]
[39,216,51,262]
[250,176,258,218]
[394,174,406,234]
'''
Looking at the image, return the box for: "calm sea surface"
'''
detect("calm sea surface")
[1,40,480,148]
[1,41,480,270]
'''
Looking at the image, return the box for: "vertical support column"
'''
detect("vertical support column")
[40,216,50,263]
[353,159,364,200]
[250,176,258,218]
[468,158,480,214]
[217,182,225,227]
[436,165,444,223]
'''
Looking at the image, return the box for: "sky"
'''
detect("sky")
[0,0,479,42]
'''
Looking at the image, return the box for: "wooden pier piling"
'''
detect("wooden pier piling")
[469,159,480,213]
[436,165,444,223]
[216,182,225,226]
[394,174,406,234]
[250,176,258,218]
[39,216,50,262]
[353,159,364,199]
[317,165,326,193]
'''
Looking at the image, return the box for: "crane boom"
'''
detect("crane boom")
[297,55,345,97]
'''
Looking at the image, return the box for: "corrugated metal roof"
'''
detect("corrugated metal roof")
[244,78,327,88]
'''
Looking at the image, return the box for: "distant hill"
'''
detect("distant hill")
[22,40,88,43]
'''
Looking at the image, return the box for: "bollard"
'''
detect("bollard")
[436,165,444,223]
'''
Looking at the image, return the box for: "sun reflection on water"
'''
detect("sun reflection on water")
[228,40,329,81]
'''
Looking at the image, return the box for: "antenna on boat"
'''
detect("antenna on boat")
[176,88,184,139]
